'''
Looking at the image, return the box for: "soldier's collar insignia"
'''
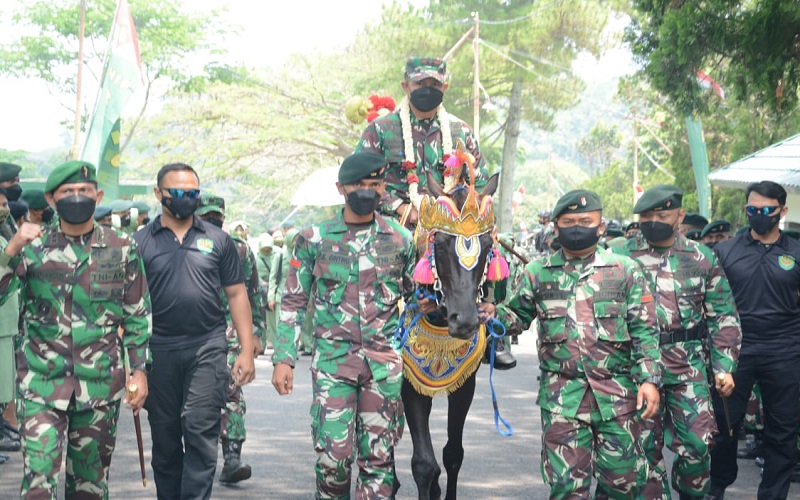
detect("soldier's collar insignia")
[779,254,795,271]
[196,238,214,255]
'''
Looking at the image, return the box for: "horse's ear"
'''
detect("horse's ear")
[481,173,500,197]
[426,171,446,198]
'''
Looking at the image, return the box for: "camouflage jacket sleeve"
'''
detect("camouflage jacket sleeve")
[700,246,742,375]
[273,232,314,367]
[122,240,152,369]
[268,249,284,303]
[497,261,539,336]
[0,250,24,306]
[623,259,661,384]
[244,246,267,338]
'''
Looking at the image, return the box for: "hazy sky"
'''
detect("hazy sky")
[0,0,632,152]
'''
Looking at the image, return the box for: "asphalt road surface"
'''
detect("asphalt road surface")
[0,332,794,498]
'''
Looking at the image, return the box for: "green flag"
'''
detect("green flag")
[81,0,142,200]
[685,116,711,218]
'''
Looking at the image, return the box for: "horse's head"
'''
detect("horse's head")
[412,149,501,340]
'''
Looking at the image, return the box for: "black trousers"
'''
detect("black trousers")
[710,353,800,500]
[145,334,228,500]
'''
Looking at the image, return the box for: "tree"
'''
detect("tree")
[577,122,622,175]
[0,0,232,153]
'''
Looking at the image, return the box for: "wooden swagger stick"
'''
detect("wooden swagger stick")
[717,373,734,437]
[128,383,147,487]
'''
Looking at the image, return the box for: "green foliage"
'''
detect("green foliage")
[577,122,622,175]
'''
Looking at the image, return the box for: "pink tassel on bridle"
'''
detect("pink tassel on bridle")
[413,250,435,284]
[486,247,509,282]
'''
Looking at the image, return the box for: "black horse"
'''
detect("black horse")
[401,167,500,500]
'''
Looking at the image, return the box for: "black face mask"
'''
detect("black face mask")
[202,217,224,229]
[120,214,131,227]
[161,196,199,220]
[640,221,676,243]
[5,184,22,202]
[41,207,55,224]
[141,217,150,226]
[409,87,444,112]
[346,189,380,216]
[557,225,601,251]
[56,195,96,225]
[748,213,780,235]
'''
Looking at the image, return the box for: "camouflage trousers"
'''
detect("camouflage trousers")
[638,378,716,498]
[310,365,403,500]
[541,388,645,499]
[221,325,246,442]
[18,397,121,499]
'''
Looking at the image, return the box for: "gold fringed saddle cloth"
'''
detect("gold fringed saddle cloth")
[401,314,486,398]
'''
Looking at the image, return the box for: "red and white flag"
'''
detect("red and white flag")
[696,69,725,100]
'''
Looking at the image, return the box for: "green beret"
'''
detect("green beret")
[633,184,683,213]
[0,162,22,183]
[94,205,112,221]
[132,201,150,213]
[700,220,731,239]
[20,189,47,210]
[405,57,447,83]
[197,193,225,216]
[552,189,602,220]
[109,199,133,212]
[682,212,709,229]
[338,152,387,185]
[45,161,97,193]
[685,228,702,241]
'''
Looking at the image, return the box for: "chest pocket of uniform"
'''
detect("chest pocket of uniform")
[676,276,704,318]
[375,249,404,304]
[593,299,630,342]
[312,260,348,306]
[538,304,568,343]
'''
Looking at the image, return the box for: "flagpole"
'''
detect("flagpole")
[71,0,87,160]
[83,0,123,154]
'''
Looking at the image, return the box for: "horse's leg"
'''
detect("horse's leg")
[402,379,442,500]
[442,370,477,500]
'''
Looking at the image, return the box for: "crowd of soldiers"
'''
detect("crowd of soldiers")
[1,54,799,500]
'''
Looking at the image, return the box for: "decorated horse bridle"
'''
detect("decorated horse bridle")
[411,150,509,292]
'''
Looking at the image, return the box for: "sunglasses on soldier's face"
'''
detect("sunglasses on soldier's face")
[745,205,780,216]
[161,188,201,199]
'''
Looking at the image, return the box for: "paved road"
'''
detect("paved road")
[0,333,794,498]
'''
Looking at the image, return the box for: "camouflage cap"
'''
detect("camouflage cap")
[132,200,151,213]
[685,228,702,241]
[552,189,602,220]
[109,199,133,213]
[94,205,112,221]
[197,193,225,216]
[537,209,552,218]
[338,151,387,185]
[700,219,731,239]
[682,212,709,229]
[633,184,683,213]
[45,160,97,193]
[20,189,47,210]
[606,228,625,238]
[405,57,447,83]
[0,162,22,183]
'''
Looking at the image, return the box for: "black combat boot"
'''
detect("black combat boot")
[702,485,725,500]
[219,439,252,484]
[483,338,516,370]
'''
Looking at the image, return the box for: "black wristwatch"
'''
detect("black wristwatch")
[643,376,663,389]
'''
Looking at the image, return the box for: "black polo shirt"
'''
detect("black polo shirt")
[715,230,800,357]
[133,215,244,349]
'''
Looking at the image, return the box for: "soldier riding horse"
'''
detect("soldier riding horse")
[396,146,506,500]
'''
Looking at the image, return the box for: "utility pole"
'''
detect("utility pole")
[472,11,480,141]
[71,0,86,160]
[632,110,639,207]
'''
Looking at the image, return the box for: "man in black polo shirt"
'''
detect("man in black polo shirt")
[134,163,255,500]
[708,180,800,500]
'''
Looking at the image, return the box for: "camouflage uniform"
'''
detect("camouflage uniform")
[273,210,415,499]
[0,222,151,498]
[220,236,266,442]
[612,233,742,498]
[355,108,488,217]
[498,249,660,499]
